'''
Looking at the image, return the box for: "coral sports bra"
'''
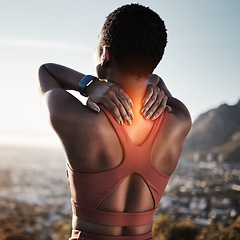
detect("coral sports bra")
[66,107,170,227]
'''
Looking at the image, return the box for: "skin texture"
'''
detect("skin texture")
[38,39,191,236]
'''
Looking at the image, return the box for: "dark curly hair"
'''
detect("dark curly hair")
[100,4,167,77]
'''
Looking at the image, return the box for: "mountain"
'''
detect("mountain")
[182,99,240,162]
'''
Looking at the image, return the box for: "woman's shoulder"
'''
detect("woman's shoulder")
[165,97,192,138]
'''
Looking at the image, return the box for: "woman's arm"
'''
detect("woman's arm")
[39,63,134,125]
[39,63,170,124]
[39,63,84,93]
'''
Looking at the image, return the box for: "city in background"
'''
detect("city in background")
[0,0,239,239]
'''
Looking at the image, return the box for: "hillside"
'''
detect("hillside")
[182,99,240,162]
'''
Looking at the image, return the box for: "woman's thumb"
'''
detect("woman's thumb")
[87,98,100,113]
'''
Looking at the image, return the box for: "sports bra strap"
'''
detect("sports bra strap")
[72,201,156,226]
[67,106,170,227]
[100,106,168,151]
[100,106,132,150]
[149,110,168,152]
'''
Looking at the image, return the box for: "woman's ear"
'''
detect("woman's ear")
[101,46,110,66]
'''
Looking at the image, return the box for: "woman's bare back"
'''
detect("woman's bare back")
[61,106,182,236]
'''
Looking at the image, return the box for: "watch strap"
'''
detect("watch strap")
[78,75,96,97]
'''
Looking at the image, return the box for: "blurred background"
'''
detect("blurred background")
[0,0,239,239]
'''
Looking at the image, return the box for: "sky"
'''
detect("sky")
[0,0,239,146]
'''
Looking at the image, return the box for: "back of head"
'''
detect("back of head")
[100,4,167,77]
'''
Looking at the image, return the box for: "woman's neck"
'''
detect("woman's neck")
[107,72,149,123]
[107,72,155,145]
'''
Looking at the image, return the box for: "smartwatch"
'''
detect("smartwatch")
[78,75,97,97]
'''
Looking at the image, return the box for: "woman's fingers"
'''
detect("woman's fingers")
[109,94,132,125]
[166,105,173,113]
[142,84,154,106]
[86,81,134,124]
[142,85,169,120]
[101,85,134,124]
[86,98,100,113]
[150,95,168,120]
[118,87,134,108]
[116,91,134,120]
[100,98,124,125]
[142,87,163,116]
[144,92,166,119]
[87,80,170,123]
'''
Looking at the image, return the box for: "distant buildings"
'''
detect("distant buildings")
[156,157,240,226]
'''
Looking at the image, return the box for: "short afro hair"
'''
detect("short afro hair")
[100,4,167,77]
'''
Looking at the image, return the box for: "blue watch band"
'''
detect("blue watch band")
[78,75,96,97]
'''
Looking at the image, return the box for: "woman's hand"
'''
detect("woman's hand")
[85,80,134,125]
[86,77,172,124]
[141,84,172,120]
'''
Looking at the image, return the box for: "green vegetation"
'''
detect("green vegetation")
[0,198,239,240]
[153,215,199,240]
[53,219,72,240]
[152,215,240,240]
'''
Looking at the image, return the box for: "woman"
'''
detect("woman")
[39,4,191,240]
